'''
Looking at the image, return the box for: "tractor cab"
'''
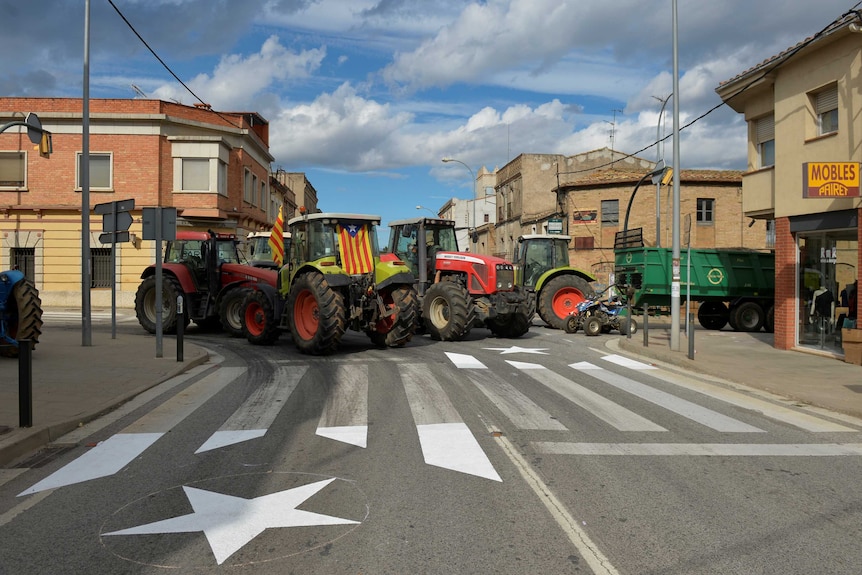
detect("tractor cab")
[164,232,241,291]
[515,234,572,288]
[388,218,458,283]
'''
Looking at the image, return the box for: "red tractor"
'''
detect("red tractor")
[135,230,277,337]
[385,217,533,341]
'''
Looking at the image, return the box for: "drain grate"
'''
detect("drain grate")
[14,446,76,469]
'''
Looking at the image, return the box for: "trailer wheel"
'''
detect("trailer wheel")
[0,277,43,358]
[537,275,594,330]
[584,316,603,336]
[219,287,249,337]
[422,281,474,341]
[288,273,345,355]
[697,301,729,330]
[242,289,281,345]
[729,301,765,332]
[764,305,775,333]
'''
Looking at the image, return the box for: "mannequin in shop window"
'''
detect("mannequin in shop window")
[811,286,835,332]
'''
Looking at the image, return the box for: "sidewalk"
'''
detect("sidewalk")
[611,317,862,421]
[0,311,208,466]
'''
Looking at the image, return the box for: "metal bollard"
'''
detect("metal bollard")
[176,295,184,362]
[18,340,32,428]
[643,304,649,347]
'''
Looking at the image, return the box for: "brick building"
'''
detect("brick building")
[0,97,314,308]
[716,15,861,357]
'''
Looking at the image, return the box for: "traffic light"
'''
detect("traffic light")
[37,132,52,158]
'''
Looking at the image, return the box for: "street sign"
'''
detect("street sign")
[547,218,563,234]
[99,231,130,244]
[142,207,177,241]
[102,211,133,233]
[94,199,135,215]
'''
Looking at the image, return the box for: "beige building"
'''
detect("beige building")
[716,14,861,355]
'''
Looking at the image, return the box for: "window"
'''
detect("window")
[77,152,112,190]
[180,158,210,191]
[218,161,227,196]
[755,115,774,168]
[696,198,714,224]
[0,151,26,189]
[11,247,35,284]
[815,86,838,136]
[244,169,253,203]
[573,236,594,250]
[259,179,266,209]
[90,248,112,288]
[601,199,619,226]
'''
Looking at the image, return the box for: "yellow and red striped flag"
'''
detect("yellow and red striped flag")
[268,205,285,267]
[337,222,374,274]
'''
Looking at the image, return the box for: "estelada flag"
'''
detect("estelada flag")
[268,206,284,267]
[337,223,374,275]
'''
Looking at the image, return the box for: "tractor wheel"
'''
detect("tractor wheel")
[0,278,43,358]
[422,281,474,341]
[288,273,346,355]
[242,289,281,345]
[729,301,765,332]
[584,316,603,336]
[537,275,595,330]
[219,287,249,337]
[487,312,531,338]
[134,275,184,334]
[697,301,729,330]
[369,286,418,348]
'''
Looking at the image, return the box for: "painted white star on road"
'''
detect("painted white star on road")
[104,478,359,565]
[483,346,549,355]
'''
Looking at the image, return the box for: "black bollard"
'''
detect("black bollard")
[18,340,32,428]
[176,295,184,362]
[643,304,649,347]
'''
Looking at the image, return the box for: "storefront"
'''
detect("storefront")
[794,209,858,353]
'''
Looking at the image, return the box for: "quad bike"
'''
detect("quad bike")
[564,289,637,336]
[0,270,43,358]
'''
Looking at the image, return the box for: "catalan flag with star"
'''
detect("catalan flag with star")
[268,205,285,267]
[337,222,374,274]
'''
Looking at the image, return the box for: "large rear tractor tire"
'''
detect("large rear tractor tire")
[242,289,281,345]
[697,301,729,330]
[0,278,43,358]
[369,285,418,348]
[134,275,184,334]
[288,273,346,355]
[219,287,249,337]
[422,281,474,341]
[537,275,595,330]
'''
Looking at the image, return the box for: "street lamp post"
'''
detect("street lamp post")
[441,158,476,249]
[416,205,436,216]
[652,94,672,247]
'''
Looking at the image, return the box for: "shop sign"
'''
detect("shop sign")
[547,218,563,233]
[802,162,860,198]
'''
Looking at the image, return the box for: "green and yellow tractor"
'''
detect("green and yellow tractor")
[241,212,418,355]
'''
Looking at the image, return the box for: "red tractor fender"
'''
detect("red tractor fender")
[139,263,197,294]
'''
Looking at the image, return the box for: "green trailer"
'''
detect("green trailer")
[614,228,775,332]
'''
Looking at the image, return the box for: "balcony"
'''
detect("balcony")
[741,167,775,218]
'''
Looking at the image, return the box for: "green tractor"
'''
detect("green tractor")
[241,212,418,355]
[514,234,596,330]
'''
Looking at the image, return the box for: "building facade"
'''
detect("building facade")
[0,97,314,308]
[716,16,861,356]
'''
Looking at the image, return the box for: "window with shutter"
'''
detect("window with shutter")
[755,115,775,168]
[814,86,838,135]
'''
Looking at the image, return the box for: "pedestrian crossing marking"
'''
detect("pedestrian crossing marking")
[466,370,568,431]
[534,442,862,457]
[445,352,487,369]
[569,362,764,433]
[509,360,667,432]
[197,365,307,453]
[316,364,369,448]
[602,354,657,370]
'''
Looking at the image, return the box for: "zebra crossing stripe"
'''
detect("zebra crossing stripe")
[19,367,244,497]
[466,370,568,431]
[400,364,501,481]
[535,442,862,456]
[601,354,657,370]
[316,364,369,448]
[509,361,666,432]
[445,352,487,369]
[569,362,764,433]
[197,366,308,453]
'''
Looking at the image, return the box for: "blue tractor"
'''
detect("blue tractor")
[0,270,43,357]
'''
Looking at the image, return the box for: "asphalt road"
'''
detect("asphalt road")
[1,322,861,574]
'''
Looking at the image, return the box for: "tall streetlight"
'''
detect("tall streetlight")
[416,205,436,216]
[671,0,682,351]
[441,157,476,249]
[652,94,672,248]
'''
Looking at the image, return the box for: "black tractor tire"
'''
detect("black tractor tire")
[369,285,418,348]
[0,279,43,358]
[564,314,580,334]
[288,273,346,355]
[697,301,729,330]
[422,281,474,341]
[537,275,595,330]
[764,304,775,333]
[219,287,249,337]
[729,301,765,332]
[487,311,531,338]
[135,275,184,334]
[584,315,603,336]
[242,289,281,345]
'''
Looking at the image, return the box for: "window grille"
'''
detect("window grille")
[91,248,112,288]
[11,247,35,284]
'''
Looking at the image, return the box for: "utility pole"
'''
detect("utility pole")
[670,0,682,351]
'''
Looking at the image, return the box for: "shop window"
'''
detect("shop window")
[813,85,838,136]
[601,199,619,226]
[696,198,714,224]
[0,151,26,189]
[76,152,112,190]
[755,115,774,168]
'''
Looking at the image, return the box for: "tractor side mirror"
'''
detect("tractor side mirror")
[401,224,415,238]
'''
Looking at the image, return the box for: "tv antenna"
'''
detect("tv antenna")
[130,84,148,98]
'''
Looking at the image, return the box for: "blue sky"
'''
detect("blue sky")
[2,0,858,241]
